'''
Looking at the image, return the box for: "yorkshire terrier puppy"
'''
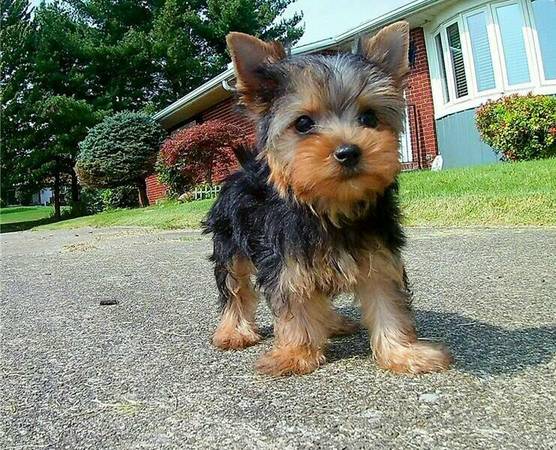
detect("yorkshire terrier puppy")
[203,21,453,376]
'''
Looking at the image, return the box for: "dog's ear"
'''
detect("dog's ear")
[226,32,286,112]
[359,21,410,81]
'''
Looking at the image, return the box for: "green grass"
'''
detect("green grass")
[398,158,556,226]
[37,199,214,231]
[0,205,55,224]
[0,205,71,232]
[36,159,556,231]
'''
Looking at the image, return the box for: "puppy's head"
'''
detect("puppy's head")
[227,22,409,220]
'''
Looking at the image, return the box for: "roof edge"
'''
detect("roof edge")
[153,0,442,125]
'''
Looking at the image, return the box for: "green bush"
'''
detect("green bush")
[476,94,556,161]
[77,186,139,214]
[100,186,139,209]
[76,111,166,205]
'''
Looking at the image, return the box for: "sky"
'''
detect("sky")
[283,0,416,47]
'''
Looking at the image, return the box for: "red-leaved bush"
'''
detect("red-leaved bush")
[157,120,251,195]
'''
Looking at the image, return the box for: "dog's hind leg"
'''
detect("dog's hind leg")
[212,256,261,350]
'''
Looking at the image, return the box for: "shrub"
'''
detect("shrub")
[157,120,249,196]
[476,94,556,161]
[101,186,140,209]
[76,111,167,206]
[75,187,104,214]
[76,186,140,214]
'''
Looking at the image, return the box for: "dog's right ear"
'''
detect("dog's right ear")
[226,32,286,113]
[359,21,410,83]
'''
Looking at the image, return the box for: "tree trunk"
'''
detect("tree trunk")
[71,169,80,203]
[137,178,149,207]
[53,169,61,220]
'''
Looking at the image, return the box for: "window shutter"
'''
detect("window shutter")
[495,3,530,85]
[467,12,496,91]
[446,23,468,98]
[435,34,450,103]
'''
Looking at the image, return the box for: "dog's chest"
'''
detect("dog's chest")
[315,249,363,294]
[280,247,366,297]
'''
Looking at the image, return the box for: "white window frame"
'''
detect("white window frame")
[425,0,556,119]
[461,5,501,96]
[490,0,538,90]
[522,0,556,86]
[434,17,474,105]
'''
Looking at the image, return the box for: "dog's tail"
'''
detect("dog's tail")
[232,144,257,168]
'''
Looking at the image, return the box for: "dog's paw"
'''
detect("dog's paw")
[375,340,453,374]
[212,326,261,350]
[328,314,359,338]
[256,345,325,376]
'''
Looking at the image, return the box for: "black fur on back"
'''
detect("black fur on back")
[202,145,405,306]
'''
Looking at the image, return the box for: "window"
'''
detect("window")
[530,0,556,80]
[495,3,530,85]
[446,23,468,97]
[466,11,496,91]
[434,34,450,102]
[429,0,556,116]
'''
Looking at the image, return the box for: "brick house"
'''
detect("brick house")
[147,0,556,204]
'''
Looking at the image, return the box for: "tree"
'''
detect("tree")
[76,112,167,206]
[34,96,101,218]
[0,0,35,205]
[157,120,247,195]
[1,0,303,210]
[151,0,303,106]
[65,0,304,108]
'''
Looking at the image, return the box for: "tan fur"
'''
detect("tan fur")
[327,310,359,337]
[256,344,326,376]
[212,257,261,350]
[362,21,410,83]
[356,249,453,374]
[266,152,290,199]
[290,126,400,200]
[267,124,400,224]
[213,246,451,375]
[277,251,361,298]
[256,292,336,376]
[226,32,286,114]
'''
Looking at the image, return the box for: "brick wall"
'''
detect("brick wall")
[202,97,255,136]
[145,174,166,204]
[405,27,438,167]
[201,98,256,183]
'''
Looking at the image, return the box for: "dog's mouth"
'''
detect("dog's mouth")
[338,165,363,179]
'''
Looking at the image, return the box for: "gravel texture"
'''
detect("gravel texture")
[1,226,555,449]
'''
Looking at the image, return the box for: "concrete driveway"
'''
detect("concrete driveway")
[1,227,555,449]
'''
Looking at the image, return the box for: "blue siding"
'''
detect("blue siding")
[435,108,499,168]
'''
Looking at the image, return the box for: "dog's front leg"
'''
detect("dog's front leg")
[256,291,331,376]
[356,252,452,374]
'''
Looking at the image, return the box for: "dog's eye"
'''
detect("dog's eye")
[294,115,315,134]
[358,110,378,128]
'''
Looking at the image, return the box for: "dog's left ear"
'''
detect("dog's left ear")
[359,21,410,81]
[226,32,286,112]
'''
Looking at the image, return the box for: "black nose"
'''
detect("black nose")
[334,144,361,168]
